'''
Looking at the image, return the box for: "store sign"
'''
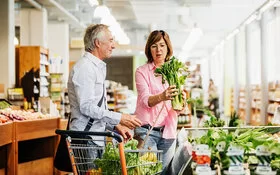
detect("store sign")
[70,37,84,48]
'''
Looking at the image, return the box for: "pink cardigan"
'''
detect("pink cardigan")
[134,62,178,139]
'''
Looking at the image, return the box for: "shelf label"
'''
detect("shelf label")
[255,145,273,174]
[227,145,245,174]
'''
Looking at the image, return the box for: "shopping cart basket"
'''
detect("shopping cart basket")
[55,129,163,175]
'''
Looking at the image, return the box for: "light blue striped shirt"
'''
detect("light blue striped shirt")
[68,52,121,145]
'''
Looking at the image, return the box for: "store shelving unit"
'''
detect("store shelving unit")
[238,87,246,121]
[267,81,280,123]
[14,118,59,175]
[230,88,234,114]
[49,73,63,113]
[106,88,115,111]
[113,87,128,112]
[0,118,60,175]
[16,46,50,99]
[0,122,14,175]
[250,85,261,125]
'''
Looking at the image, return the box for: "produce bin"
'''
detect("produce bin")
[178,126,280,175]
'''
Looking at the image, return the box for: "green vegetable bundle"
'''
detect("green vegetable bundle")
[155,56,189,110]
[94,139,163,175]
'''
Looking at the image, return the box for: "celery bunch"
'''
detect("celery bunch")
[155,56,188,110]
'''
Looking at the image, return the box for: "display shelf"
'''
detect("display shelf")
[14,118,59,175]
[177,124,192,130]
[0,122,13,146]
[250,85,261,125]
[16,46,50,102]
[14,118,59,141]
[267,81,280,124]
[0,117,65,175]
[59,118,68,130]
[0,122,15,175]
[238,88,246,121]
[18,157,53,175]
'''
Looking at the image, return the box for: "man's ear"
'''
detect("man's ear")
[94,39,100,48]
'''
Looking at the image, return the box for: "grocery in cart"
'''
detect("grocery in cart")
[55,129,163,175]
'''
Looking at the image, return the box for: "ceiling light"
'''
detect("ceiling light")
[182,27,203,52]
[88,0,99,7]
[259,0,276,14]
[244,13,258,25]
[94,5,110,18]
[226,29,239,40]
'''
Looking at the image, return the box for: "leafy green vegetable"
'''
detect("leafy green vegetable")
[94,139,163,175]
[190,128,280,171]
[155,56,189,110]
[228,111,241,127]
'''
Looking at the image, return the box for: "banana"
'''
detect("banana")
[140,152,157,162]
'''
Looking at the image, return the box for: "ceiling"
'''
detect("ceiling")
[15,0,268,59]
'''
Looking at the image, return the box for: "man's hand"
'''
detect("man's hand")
[120,114,142,129]
[115,124,132,141]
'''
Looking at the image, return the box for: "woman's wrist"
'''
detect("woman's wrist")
[157,93,164,102]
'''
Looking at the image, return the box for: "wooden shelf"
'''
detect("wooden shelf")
[0,122,13,147]
[0,118,62,175]
[15,118,59,141]
[177,124,192,130]
[59,119,68,130]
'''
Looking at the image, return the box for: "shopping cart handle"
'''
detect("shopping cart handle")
[55,129,123,142]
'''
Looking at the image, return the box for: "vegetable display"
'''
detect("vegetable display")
[154,56,188,110]
[189,127,280,173]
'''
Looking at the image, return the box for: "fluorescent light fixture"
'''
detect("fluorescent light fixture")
[88,0,99,7]
[226,29,239,40]
[96,6,130,45]
[101,14,117,26]
[245,13,258,25]
[182,27,203,52]
[259,0,276,14]
[94,5,110,18]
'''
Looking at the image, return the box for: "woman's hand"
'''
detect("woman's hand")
[174,89,188,112]
[161,85,179,101]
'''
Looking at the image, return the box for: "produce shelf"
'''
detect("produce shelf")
[0,122,13,146]
[14,118,60,175]
[14,117,59,141]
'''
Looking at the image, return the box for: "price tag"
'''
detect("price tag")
[228,166,245,174]
[195,165,212,174]
[227,145,245,174]
[255,145,273,174]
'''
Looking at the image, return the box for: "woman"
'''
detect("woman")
[134,30,184,172]
[208,78,219,117]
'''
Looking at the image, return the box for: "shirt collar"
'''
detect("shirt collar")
[84,51,106,69]
[148,62,157,71]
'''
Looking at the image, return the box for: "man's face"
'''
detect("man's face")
[99,30,115,59]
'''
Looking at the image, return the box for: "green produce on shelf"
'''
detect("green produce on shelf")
[228,111,242,127]
[189,127,280,172]
[0,100,11,109]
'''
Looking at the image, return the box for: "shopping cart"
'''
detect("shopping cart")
[55,129,163,175]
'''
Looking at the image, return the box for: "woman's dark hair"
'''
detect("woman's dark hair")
[145,30,173,63]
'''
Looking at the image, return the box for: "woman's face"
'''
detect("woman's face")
[150,37,168,65]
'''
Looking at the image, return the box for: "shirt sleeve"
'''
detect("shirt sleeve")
[135,68,152,108]
[72,62,121,126]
